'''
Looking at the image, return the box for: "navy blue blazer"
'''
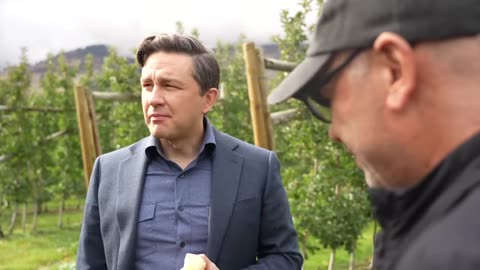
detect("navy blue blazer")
[76,128,303,269]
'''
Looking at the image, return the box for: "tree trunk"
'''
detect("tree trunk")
[21,203,27,232]
[299,234,308,260]
[328,249,336,270]
[371,222,378,269]
[0,211,4,238]
[349,246,356,270]
[36,199,43,215]
[7,203,19,234]
[58,195,66,228]
[31,199,40,232]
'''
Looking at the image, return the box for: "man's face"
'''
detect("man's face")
[324,51,394,188]
[140,51,214,141]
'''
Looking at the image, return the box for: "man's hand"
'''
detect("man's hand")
[198,254,219,270]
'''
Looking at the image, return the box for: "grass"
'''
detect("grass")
[0,202,82,270]
[302,223,375,270]
[0,201,374,270]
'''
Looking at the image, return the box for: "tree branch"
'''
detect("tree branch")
[0,105,70,113]
[264,57,297,72]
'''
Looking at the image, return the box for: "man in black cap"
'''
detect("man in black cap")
[268,0,480,269]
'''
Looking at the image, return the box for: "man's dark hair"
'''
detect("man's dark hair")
[136,33,220,94]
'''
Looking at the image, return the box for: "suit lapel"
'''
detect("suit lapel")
[116,146,148,268]
[207,130,244,261]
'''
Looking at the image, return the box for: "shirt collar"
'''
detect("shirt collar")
[144,117,216,161]
[199,117,216,157]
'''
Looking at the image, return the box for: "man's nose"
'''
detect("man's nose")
[148,85,166,107]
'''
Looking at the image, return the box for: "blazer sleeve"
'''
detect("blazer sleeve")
[76,157,108,270]
[243,152,303,269]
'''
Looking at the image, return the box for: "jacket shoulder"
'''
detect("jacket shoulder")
[213,129,272,158]
[99,137,149,162]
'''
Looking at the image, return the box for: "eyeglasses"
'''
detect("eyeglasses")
[296,49,363,123]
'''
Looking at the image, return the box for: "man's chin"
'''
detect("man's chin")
[363,170,383,189]
[149,128,169,140]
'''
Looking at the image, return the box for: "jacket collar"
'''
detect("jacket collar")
[116,137,150,269]
[206,129,243,261]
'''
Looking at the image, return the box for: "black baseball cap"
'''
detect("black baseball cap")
[268,0,480,105]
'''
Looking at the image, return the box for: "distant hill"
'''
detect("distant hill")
[261,43,281,59]
[1,43,281,86]
[0,44,133,88]
[28,43,280,75]
[30,44,112,75]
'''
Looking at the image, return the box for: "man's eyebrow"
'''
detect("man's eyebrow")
[160,76,182,83]
[140,75,183,86]
[140,76,152,83]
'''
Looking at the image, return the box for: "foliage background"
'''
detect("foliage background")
[0,0,372,268]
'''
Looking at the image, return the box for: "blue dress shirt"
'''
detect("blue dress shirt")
[134,120,215,270]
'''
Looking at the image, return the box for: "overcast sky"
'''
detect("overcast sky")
[0,0,314,66]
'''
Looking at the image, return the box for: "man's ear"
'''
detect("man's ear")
[202,88,218,114]
[373,32,417,111]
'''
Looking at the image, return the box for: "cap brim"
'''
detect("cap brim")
[267,53,332,105]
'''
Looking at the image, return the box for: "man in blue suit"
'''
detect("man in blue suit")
[76,33,302,270]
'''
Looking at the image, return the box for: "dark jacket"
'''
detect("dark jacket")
[76,129,303,270]
[371,133,480,270]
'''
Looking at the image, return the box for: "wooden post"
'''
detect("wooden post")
[242,42,274,150]
[74,85,101,190]
[328,249,336,270]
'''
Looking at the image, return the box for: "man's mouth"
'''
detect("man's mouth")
[150,113,170,122]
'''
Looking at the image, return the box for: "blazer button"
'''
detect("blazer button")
[178,205,184,211]
[180,241,186,248]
